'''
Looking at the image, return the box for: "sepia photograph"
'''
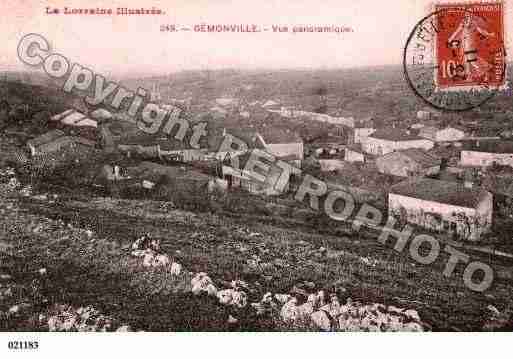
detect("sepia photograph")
[0,0,512,357]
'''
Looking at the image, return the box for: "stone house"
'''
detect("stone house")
[221,151,289,196]
[27,129,66,156]
[389,178,493,240]
[344,144,366,163]
[376,149,441,178]
[362,128,434,156]
[351,118,375,144]
[460,140,513,168]
[418,126,466,142]
[27,129,95,156]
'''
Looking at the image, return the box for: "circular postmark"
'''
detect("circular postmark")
[403,5,506,112]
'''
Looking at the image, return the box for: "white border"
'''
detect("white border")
[0,332,512,359]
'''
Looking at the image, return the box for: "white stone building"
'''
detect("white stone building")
[389,178,493,240]
[344,144,366,163]
[418,126,466,142]
[460,140,513,168]
[362,129,434,156]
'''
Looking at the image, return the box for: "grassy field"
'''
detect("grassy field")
[1,177,513,331]
[2,71,513,332]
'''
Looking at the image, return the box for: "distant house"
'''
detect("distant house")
[208,128,267,161]
[417,110,432,121]
[261,129,303,166]
[27,129,66,156]
[27,130,95,156]
[98,164,127,182]
[389,178,492,240]
[210,106,228,116]
[416,108,440,121]
[376,149,441,178]
[215,98,238,107]
[51,109,97,128]
[351,118,375,144]
[51,109,74,121]
[118,143,160,159]
[118,138,205,163]
[344,144,365,163]
[418,126,465,142]
[281,109,353,127]
[262,100,280,110]
[319,159,346,172]
[362,128,434,156]
[218,127,303,166]
[221,151,289,196]
[40,136,95,155]
[127,161,222,194]
[90,108,113,121]
[410,119,439,130]
[460,140,513,168]
[99,124,116,153]
[159,141,206,162]
[481,174,513,199]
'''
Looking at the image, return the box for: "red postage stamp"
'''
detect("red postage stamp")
[434,1,506,90]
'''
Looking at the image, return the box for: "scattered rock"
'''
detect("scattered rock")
[170,262,182,276]
[47,304,124,332]
[8,305,20,314]
[19,185,32,196]
[403,309,420,322]
[274,294,291,304]
[7,177,21,190]
[142,252,170,268]
[311,310,331,331]
[132,235,160,252]
[487,305,501,317]
[230,280,249,291]
[227,315,238,324]
[280,298,299,322]
[217,289,247,308]
[191,273,218,296]
[0,274,12,281]
[32,194,48,201]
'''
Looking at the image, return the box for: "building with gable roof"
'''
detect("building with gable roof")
[362,128,434,156]
[460,140,513,168]
[418,126,466,142]
[389,178,492,240]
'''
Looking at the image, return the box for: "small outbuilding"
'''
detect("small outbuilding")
[376,149,441,177]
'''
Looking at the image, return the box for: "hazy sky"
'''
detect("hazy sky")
[1,0,511,76]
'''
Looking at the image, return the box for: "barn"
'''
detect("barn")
[389,178,492,240]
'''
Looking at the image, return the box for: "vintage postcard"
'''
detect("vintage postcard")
[0,0,512,357]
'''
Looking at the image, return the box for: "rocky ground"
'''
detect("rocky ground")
[1,165,513,332]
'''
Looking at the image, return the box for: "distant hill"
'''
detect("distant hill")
[0,80,85,115]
